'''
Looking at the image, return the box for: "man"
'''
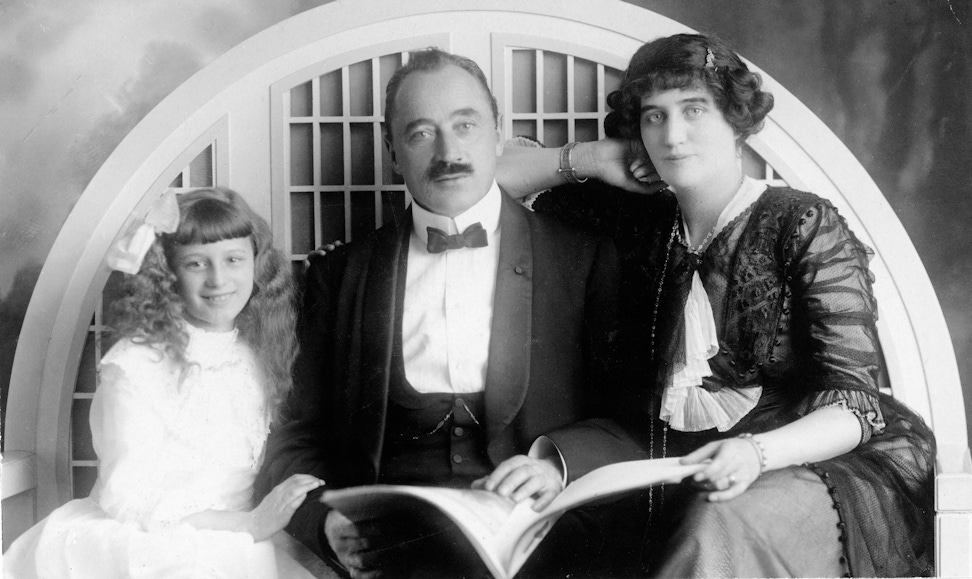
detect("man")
[262,48,627,578]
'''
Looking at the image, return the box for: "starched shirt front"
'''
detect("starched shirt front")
[403,182,503,394]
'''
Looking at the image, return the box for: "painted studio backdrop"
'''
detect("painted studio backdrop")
[1,0,970,455]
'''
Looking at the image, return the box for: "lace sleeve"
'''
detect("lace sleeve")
[93,344,174,527]
[786,199,886,440]
[94,342,220,529]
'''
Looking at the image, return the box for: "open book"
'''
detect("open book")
[320,457,704,579]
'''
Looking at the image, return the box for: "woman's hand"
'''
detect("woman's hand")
[248,473,325,541]
[583,138,667,195]
[471,455,564,511]
[680,437,763,502]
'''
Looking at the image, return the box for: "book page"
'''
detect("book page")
[322,485,529,578]
[321,458,705,578]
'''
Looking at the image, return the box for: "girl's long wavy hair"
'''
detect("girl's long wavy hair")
[604,33,774,143]
[111,188,298,419]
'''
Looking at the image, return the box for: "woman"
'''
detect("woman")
[497,33,935,577]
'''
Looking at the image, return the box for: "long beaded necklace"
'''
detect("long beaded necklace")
[643,206,679,559]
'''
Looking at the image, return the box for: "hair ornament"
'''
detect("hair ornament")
[704,47,717,71]
[106,189,180,274]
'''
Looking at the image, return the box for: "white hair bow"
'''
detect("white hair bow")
[105,189,180,274]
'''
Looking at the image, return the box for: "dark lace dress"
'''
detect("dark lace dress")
[532,183,936,577]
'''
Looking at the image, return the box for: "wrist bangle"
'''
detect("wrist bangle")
[558,142,589,185]
[738,433,768,474]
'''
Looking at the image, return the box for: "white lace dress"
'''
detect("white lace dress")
[4,325,312,579]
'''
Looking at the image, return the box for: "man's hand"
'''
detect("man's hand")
[472,455,564,511]
[325,510,391,579]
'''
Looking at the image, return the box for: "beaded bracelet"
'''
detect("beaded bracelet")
[738,433,768,474]
[558,142,589,185]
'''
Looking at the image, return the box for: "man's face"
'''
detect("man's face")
[387,64,502,218]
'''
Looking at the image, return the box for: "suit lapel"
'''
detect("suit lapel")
[485,195,533,450]
[356,213,410,475]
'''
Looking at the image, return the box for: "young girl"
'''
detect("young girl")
[4,188,325,578]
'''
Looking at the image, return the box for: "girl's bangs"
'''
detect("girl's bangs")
[173,198,253,246]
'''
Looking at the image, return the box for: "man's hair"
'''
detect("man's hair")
[383,47,499,144]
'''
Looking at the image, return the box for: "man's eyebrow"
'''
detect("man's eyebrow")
[401,108,485,134]
[451,107,484,119]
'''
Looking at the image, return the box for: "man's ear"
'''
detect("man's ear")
[383,135,401,174]
[493,114,504,156]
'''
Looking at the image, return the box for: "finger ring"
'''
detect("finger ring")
[728,474,737,484]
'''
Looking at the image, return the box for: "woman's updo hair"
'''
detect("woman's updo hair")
[604,33,774,142]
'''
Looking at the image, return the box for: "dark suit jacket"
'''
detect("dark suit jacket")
[262,192,638,557]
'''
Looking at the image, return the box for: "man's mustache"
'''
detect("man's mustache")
[427,161,473,180]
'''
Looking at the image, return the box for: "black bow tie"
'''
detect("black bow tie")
[426,222,489,254]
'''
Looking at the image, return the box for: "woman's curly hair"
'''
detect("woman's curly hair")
[604,33,774,143]
[110,187,298,419]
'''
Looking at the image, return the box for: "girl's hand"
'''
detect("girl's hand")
[249,474,325,541]
[586,138,667,195]
[680,438,763,502]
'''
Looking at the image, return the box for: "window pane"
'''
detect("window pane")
[350,124,375,185]
[169,172,183,188]
[291,80,313,117]
[543,120,568,148]
[574,58,597,113]
[320,192,346,242]
[543,52,567,113]
[349,60,373,117]
[320,123,344,186]
[290,123,313,186]
[73,467,97,499]
[320,70,342,117]
[575,119,599,143]
[76,331,98,394]
[379,54,403,117]
[72,398,95,461]
[512,120,537,143]
[189,145,213,187]
[512,50,536,114]
[290,192,315,254]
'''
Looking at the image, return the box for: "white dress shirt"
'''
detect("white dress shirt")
[403,182,503,394]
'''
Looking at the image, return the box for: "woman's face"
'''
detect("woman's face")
[171,236,255,332]
[639,84,739,194]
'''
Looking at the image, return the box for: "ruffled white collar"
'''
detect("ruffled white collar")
[184,323,241,370]
[660,177,768,432]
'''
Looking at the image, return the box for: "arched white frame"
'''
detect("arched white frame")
[5,1,966,572]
